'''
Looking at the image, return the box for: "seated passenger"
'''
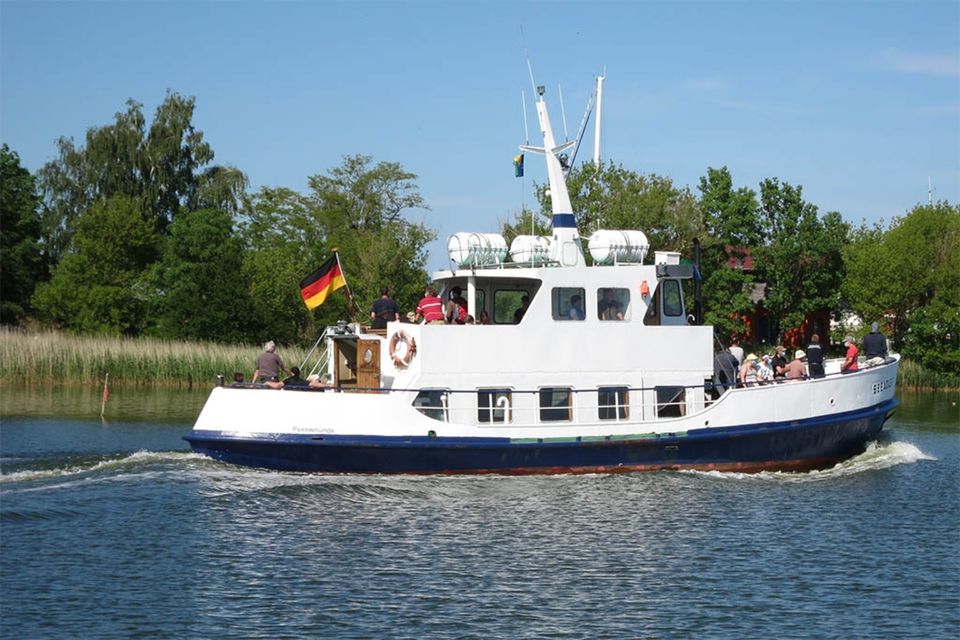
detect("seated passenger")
[598,289,624,321]
[568,294,585,320]
[756,354,774,384]
[479,310,492,325]
[283,366,309,388]
[308,374,334,390]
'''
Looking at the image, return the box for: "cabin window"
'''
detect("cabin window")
[539,387,572,422]
[656,386,686,418]
[478,388,512,423]
[662,280,684,317]
[413,389,449,422]
[597,288,630,321]
[552,287,586,321]
[598,387,629,420]
[495,290,527,324]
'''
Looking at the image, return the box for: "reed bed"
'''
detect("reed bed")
[0,328,310,388]
[896,358,960,391]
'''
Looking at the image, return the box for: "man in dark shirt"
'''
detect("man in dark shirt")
[370,288,400,329]
[283,366,309,388]
[771,345,788,378]
[862,322,888,361]
[806,334,825,378]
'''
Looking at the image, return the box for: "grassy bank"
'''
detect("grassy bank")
[0,329,310,388]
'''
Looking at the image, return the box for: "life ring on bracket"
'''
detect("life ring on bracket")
[389,330,418,369]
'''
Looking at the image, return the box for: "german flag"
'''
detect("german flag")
[300,254,346,310]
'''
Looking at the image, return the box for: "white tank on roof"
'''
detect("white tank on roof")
[447,232,508,267]
[587,229,649,265]
[509,235,552,264]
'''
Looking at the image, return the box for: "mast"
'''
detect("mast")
[520,85,584,266]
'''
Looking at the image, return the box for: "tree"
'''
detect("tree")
[533,162,703,256]
[37,92,246,263]
[756,178,847,335]
[844,202,960,371]
[146,208,252,343]
[696,167,761,341]
[32,196,159,334]
[0,145,45,324]
[241,155,435,340]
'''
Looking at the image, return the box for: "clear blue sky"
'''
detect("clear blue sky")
[3,0,957,272]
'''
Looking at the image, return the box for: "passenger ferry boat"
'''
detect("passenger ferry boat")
[185,83,899,474]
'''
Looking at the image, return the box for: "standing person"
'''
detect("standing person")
[728,337,744,366]
[862,322,889,365]
[445,286,468,324]
[416,287,445,324]
[841,335,859,373]
[370,287,400,329]
[253,340,290,388]
[513,295,530,323]
[712,347,739,393]
[771,345,788,378]
[738,353,759,387]
[806,334,825,378]
[756,354,774,384]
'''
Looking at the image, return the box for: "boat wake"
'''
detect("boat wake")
[0,450,207,486]
[686,439,936,483]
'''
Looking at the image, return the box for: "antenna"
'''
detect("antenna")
[558,84,569,141]
[521,90,529,143]
[928,176,935,204]
[521,26,538,96]
[594,73,604,166]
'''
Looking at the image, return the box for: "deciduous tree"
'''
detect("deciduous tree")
[0,145,45,324]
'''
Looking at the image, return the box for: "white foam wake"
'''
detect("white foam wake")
[0,450,206,485]
[687,440,936,483]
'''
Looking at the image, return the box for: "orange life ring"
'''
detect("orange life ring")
[389,330,417,369]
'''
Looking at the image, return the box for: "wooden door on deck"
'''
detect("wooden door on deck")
[356,339,381,392]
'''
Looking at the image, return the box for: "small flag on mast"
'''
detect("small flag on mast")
[514,153,524,178]
[300,253,347,310]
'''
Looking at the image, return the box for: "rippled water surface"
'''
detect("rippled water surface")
[1,388,958,639]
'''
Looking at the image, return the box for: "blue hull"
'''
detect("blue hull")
[184,399,898,474]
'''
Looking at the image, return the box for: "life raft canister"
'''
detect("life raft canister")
[389,330,417,369]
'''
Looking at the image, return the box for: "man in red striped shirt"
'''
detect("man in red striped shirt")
[416,287,445,324]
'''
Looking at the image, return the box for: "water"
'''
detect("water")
[1,387,958,639]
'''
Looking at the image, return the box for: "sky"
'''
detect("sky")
[2,0,958,272]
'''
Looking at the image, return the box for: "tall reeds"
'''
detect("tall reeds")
[0,328,309,388]
[896,358,960,391]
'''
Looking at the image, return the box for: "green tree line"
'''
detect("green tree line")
[2,91,957,376]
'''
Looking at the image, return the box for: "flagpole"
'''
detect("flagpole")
[332,248,358,322]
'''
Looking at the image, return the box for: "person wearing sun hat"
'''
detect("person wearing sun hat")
[785,349,807,379]
[738,353,759,387]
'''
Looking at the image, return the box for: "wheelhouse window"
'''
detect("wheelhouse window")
[656,386,686,418]
[495,290,527,324]
[598,387,629,420]
[539,387,572,422]
[662,280,684,317]
[597,288,630,321]
[414,389,449,422]
[478,388,512,423]
[552,287,586,321]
